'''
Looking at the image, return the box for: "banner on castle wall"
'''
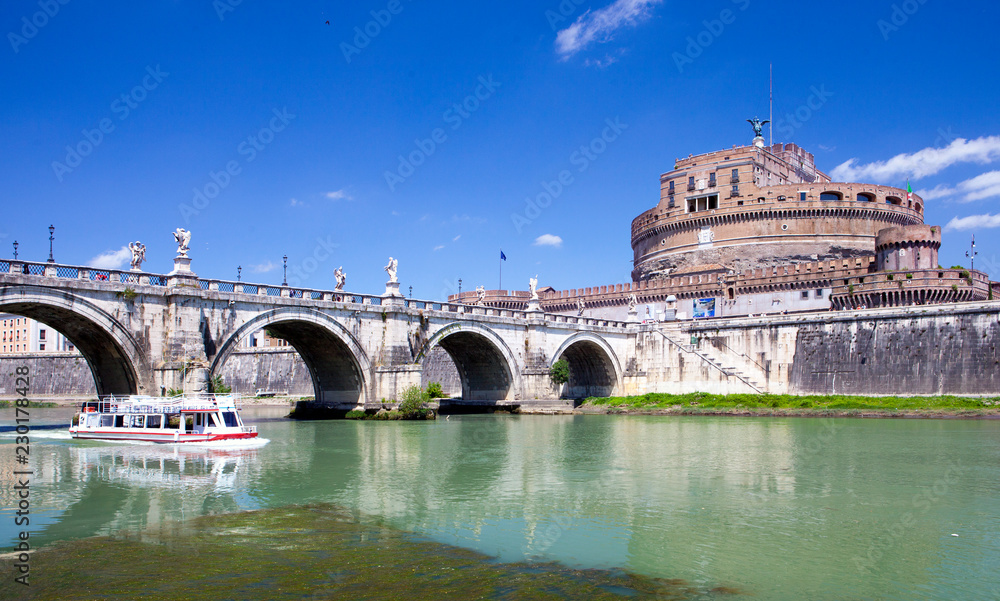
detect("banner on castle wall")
[693,298,716,319]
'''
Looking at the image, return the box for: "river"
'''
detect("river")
[2,407,998,599]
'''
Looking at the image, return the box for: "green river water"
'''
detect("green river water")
[1,407,999,600]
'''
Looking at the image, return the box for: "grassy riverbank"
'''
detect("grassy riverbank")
[581,392,1000,418]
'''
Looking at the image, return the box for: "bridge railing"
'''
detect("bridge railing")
[0,260,170,286]
[1,260,635,328]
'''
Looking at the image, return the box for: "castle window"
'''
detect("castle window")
[801,290,809,299]
[667,195,675,208]
[709,173,716,187]
[688,176,695,191]
[731,168,739,183]
[668,180,675,193]
[857,193,875,202]
[820,191,843,201]
[730,184,740,197]
[815,289,824,298]
[799,192,807,201]
[886,195,902,205]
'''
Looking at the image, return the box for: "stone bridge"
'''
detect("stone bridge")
[0,259,640,405]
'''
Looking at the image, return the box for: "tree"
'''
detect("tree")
[550,359,570,385]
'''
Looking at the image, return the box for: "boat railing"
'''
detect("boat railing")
[83,393,243,414]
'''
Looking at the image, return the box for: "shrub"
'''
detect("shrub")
[209,375,232,394]
[426,381,445,399]
[398,385,429,417]
[345,410,366,420]
[905,272,913,280]
[166,388,183,397]
[550,359,570,385]
[886,274,894,281]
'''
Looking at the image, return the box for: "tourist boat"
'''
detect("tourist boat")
[69,393,258,443]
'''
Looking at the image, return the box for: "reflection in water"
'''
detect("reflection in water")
[1,409,999,600]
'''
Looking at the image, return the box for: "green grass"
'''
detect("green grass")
[0,400,58,408]
[584,392,1000,412]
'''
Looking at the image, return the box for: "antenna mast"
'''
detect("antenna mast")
[769,64,773,147]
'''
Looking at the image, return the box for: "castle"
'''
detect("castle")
[453,128,997,319]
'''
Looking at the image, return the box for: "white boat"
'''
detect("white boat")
[69,393,258,443]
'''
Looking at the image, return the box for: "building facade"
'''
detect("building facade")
[0,314,77,354]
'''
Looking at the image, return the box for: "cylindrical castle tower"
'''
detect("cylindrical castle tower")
[631,142,925,281]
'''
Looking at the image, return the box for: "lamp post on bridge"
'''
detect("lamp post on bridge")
[409,285,412,298]
[282,255,288,286]
[13,240,17,260]
[47,225,54,263]
[237,266,241,282]
[458,278,462,295]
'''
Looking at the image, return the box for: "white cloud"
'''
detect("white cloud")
[250,261,277,273]
[452,234,461,242]
[88,247,131,270]
[917,171,1000,203]
[325,189,352,201]
[433,245,445,251]
[957,170,1000,202]
[555,0,662,60]
[945,213,1000,231]
[391,210,401,217]
[914,184,958,201]
[831,136,1000,182]
[534,234,563,247]
[289,198,305,207]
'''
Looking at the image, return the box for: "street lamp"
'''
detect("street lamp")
[12,240,18,260]
[458,278,462,295]
[282,255,288,286]
[237,266,242,282]
[409,285,413,298]
[47,225,54,263]
[966,235,978,271]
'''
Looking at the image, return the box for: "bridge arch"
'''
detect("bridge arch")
[551,332,622,399]
[419,322,521,401]
[211,307,372,406]
[0,285,147,395]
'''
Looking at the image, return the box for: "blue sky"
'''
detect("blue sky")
[3,0,1000,299]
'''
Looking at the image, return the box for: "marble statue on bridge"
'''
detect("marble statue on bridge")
[628,293,638,311]
[384,257,398,283]
[529,275,539,300]
[577,298,585,316]
[475,285,486,305]
[128,241,146,271]
[173,228,191,258]
[334,266,346,291]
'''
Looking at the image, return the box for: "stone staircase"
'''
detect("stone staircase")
[655,327,766,394]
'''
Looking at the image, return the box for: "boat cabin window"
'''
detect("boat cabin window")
[146,415,162,429]
[128,415,144,428]
[101,415,114,427]
[114,415,125,428]
[222,412,239,428]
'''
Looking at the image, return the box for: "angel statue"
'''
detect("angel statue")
[628,293,638,311]
[128,241,146,271]
[747,117,769,138]
[384,257,398,283]
[529,275,539,300]
[172,228,191,258]
[475,285,486,305]
[334,266,346,291]
[577,298,585,316]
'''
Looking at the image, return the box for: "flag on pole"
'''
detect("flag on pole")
[500,250,506,261]
[906,180,913,204]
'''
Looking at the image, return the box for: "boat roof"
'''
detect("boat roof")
[86,393,242,413]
